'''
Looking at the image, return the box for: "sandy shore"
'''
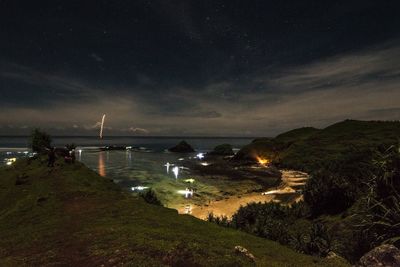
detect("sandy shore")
[175,169,309,220]
[175,193,275,220]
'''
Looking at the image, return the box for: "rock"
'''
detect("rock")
[325,251,348,264]
[357,244,400,267]
[234,245,255,262]
[208,144,234,156]
[168,140,195,153]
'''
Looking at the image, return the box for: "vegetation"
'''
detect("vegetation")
[207,202,335,257]
[222,120,400,263]
[65,143,77,150]
[28,128,52,153]
[139,188,162,205]
[208,144,234,156]
[0,157,345,266]
[235,120,400,171]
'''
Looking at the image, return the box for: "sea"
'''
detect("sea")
[0,136,253,211]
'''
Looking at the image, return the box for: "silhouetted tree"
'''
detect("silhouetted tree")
[29,128,52,153]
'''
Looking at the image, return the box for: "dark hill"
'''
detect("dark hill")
[235,120,400,172]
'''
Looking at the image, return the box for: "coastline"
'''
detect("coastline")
[174,170,309,220]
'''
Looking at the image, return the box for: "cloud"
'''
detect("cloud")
[89,53,104,62]
[127,127,149,134]
[1,41,400,136]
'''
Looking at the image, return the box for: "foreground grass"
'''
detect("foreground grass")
[0,158,347,266]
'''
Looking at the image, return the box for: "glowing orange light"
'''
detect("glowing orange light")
[256,156,270,165]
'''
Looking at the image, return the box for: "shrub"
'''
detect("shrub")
[29,128,52,153]
[357,145,400,248]
[304,171,357,216]
[139,189,162,205]
[65,143,76,150]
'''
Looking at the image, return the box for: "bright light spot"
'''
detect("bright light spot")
[184,178,195,183]
[126,146,132,150]
[5,158,16,166]
[23,151,29,154]
[172,166,179,179]
[196,153,204,160]
[131,186,149,191]
[178,158,184,161]
[200,162,210,166]
[256,156,270,166]
[165,162,171,173]
[184,204,192,214]
[177,188,194,198]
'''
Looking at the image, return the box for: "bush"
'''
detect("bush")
[29,128,52,153]
[304,171,357,216]
[209,201,333,257]
[65,143,76,150]
[357,145,400,248]
[139,189,162,205]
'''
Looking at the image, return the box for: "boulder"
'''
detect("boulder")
[357,244,400,267]
[168,141,195,153]
[234,245,255,262]
[208,144,234,156]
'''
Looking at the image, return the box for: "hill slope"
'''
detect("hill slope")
[235,120,400,172]
[0,158,346,266]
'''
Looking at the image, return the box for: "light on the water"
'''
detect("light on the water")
[172,166,179,179]
[177,188,194,198]
[131,186,149,191]
[164,162,172,173]
[200,162,210,166]
[196,153,204,160]
[184,178,195,183]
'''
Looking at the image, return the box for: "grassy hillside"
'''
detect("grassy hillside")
[235,120,400,172]
[0,158,347,266]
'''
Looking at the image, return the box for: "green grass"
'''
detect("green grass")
[236,120,400,172]
[0,158,348,266]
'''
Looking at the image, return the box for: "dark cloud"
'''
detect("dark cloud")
[0,1,400,136]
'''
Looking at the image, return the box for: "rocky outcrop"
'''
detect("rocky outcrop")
[168,140,195,153]
[356,244,400,267]
[234,245,255,262]
[208,144,234,156]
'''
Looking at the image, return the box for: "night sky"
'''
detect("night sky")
[1,0,400,136]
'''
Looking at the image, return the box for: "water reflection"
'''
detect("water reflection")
[98,151,106,177]
[126,150,132,167]
[165,162,171,173]
[172,166,179,179]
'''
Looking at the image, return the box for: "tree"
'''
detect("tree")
[29,128,52,153]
